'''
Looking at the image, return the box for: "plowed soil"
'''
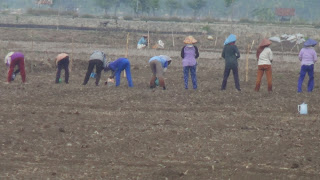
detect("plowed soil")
[1,24,320,180]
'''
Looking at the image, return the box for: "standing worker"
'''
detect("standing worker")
[55,53,69,84]
[221,34,241,91]
[5,52,26,83]
[149,55,172,90]
[137,35,148,49]
[104,57,133,87]
[181,36,199,90]
[297,39,318,93]
[83,50,107,86]
[255,38,273,92]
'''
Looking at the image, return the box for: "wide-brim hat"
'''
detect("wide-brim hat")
[304,39,317,47]
[183,36,197,44]
[259,38,272,47]
[224,34,237,45]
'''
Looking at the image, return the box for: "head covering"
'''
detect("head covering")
[224,34,237,45]
[4,52,14,64]
[143,35,148,38]
[56,53,69,62]
[256,38,272,59]
[259,38,272,47]
[304,39,317,47]
[183,36,197,44]
[159,55,172,61]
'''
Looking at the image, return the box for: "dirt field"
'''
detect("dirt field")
[1,24,320,180]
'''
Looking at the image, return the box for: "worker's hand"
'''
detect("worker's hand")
[163,68,167,72]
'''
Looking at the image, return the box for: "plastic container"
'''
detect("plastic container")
[90,72,97,78]
[298,102,308,115]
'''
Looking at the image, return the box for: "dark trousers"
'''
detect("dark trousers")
[221,66,240,91]
[83,59,103,85]
[8,58,26,83]
[55,57,69,83]
[297,64,314,92]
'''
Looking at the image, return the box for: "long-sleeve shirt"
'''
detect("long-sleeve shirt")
[90,51,107,68]
[181,45,199,67]
[258,47,273,65]
[4,52,24,67]
[299,47,317,66]
[137,37,147,45]
[222,44,240,68]
[149,56,169,68]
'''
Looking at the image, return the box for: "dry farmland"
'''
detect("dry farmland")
[1,16,320,179]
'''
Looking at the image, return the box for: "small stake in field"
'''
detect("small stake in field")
[124,32,130,77]
[245,40,255,82]
[214,36,218,48]
[70,36,74,72]
[172,31,175,47]
[148,30,150,49]
[31,30,34,72]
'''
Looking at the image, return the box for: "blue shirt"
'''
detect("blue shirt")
[108,58,127,71]
[138,37,147,45]
[149,56,168,68]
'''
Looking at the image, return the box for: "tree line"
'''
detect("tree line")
[1,0,320,22]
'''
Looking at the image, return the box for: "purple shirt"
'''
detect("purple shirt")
[181,45,199,67]
[5,52,24,67]
[299,47,317,65]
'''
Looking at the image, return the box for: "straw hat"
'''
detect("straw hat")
[183,36,197,44]
[259,38,272,47]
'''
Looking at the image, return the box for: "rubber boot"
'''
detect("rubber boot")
[159,77,166,90]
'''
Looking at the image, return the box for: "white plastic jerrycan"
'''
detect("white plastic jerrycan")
[298,102,308,115]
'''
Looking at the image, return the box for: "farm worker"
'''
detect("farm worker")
[5,52,26,83]
[255,38,273,92]
[297,39,318,93]
[83,50,107,86]
[55,53,69,84]
[149,55,172,90]
[221,34,241,91]
[137,35,148,49]
[104,57,133,87]
[181,36,199,90]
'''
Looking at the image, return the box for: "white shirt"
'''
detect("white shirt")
[258,47,273,65]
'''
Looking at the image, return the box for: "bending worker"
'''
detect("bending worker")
[105,57,133,87]
[83,50,107,86]
[5,52,26,83]
[149,55,172,90]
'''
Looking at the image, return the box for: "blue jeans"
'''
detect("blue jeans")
[115,58,133,87]
[183,65,197,89]
[297,64,314,92]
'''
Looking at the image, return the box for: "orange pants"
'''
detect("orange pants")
[255,65,272,91]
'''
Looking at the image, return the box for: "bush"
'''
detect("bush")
[26,8,78,17]
[140,16,185,22]
[201,25,211,33]
[313,23,320,28]
[81,14,96,18]
[201,17,219,23]
[239,18,252,23]
[27,8,58,16]
[123,16,133,21]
